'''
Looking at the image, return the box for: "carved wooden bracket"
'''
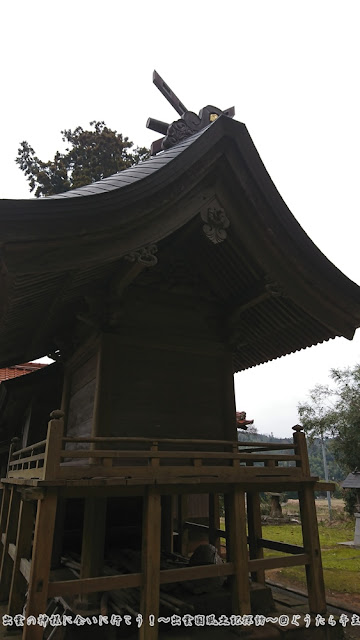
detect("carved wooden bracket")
[124,244,158,267]
[265,277,285,297]
[201,206,230,244]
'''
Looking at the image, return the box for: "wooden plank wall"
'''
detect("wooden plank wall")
[66,353,97,439]
[99,338,234,440]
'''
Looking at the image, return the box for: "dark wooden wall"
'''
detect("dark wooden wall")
[64,289,237,442]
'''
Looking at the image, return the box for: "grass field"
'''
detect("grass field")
[262,499,360,598]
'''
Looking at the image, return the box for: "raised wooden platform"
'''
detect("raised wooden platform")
[0,416,331,640]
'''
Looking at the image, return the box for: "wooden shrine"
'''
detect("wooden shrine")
[1,73,360,639]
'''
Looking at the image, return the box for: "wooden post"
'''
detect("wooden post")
[8,498,35,616]
[43,411,64,481]
[293,425,326,613]
[209,493,220,551]
[0,485,11,568]
[225,487,251,616]
[299,485,327,613]
[51,497,66,568]
[247,491,265,584]
[0,487,21,601]
[23,490,58,640]
[293,424,310,475]
[161,495,173,553]
[6,437,20,476]
[60,371,72,431]
[79,497,107,609]
[178,495,189,556]
[140,488,161,640]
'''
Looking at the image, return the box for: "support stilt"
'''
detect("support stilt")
[8,499,35,616]
[140,488,161,640]
[0,485,11,569]
[79,497,107,609]
[225,487,251,616]
[0,487,20,601]
[299,486,327,613]
[23,490,57,640]
[247,491,265,584]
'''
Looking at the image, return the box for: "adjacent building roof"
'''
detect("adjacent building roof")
[0,362,46,382]
[342,472,360,489]
[1,115,360,371]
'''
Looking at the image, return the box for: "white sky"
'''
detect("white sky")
[2,1,360,437]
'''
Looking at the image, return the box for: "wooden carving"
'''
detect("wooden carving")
[124,244,158,267]
[265,278,285,297]
[201,207,230,244]
[147,71,235,154]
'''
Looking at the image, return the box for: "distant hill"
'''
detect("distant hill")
[238,430,344,488]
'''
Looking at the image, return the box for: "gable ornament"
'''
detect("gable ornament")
[201,207,230,244]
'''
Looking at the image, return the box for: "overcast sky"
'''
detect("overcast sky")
[2,1,360,437]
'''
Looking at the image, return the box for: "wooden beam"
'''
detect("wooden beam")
[159,562,234,584]
[248,554,310,572]
[48,562,236,598]
[257,539,305,555]
[48,571,143,598]
[20,558,31,582]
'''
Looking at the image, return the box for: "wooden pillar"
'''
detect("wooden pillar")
[43,412,64,481]
[0,485,11,569]
[178,495,189,556]
[51,497,66,567]
[293,425,326,613]
[161,495,173,553]
[79,497,107,608]
[247,491,265,584]
[140,488,161,640]
[23,490,58,640]
[8,499,35,616]
[225,487,251,616]
[0,487,21,601]
[299,486,327,613]
[209,493,220,551]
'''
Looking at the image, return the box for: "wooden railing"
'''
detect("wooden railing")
[5,413,313,484]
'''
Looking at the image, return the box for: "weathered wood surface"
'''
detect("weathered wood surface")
[66,353,97,440]
[23,491,57,640]
[79,496,107,608]
[0,487,20,600]
[247,490,265,584]
[7,427,308,485]
[8,499,34,616]
[225,487,251,615]
[140,488,161,640]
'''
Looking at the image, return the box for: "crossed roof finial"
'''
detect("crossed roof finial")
[147,71,235,155]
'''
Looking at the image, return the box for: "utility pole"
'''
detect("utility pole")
[321,436,332,521]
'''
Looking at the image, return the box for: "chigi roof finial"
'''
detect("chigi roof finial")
[147,70,235,155]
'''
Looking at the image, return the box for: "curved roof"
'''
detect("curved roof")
[1,115,360,371]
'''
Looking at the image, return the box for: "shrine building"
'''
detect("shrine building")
[0,73,360,639]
